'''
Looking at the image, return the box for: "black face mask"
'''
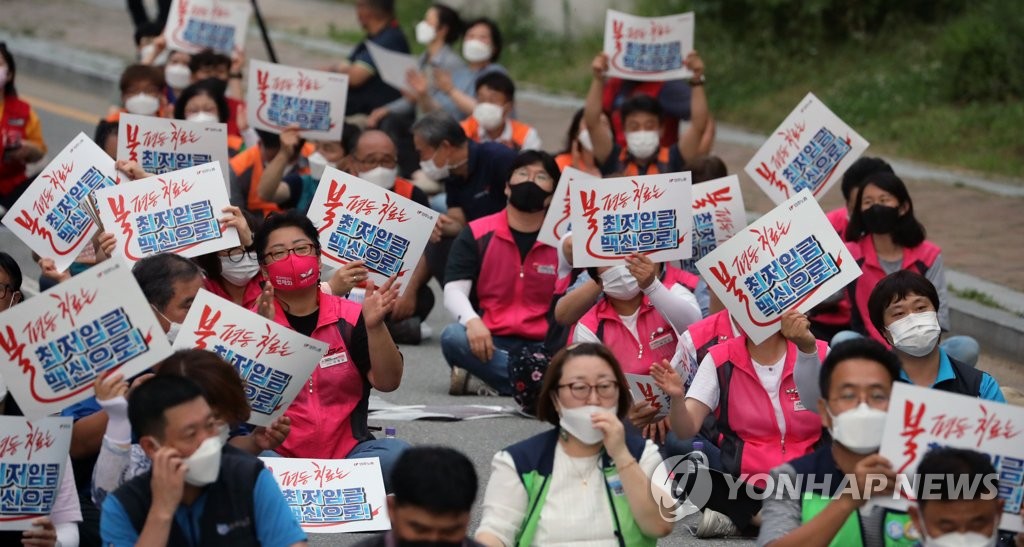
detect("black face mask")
[861,204,901,234]
[508,181,551,213]
[395,540,464,547]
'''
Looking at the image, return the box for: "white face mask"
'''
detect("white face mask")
[219,254,260,286]
[415,21,436,45]
[559,404,615,445]
[577,128,594,152]
[420,152,450,181]
[183,434,223,486]
[153,305,183,344]
[473,102,505,132]
[186,111,219,124]
[625,130,660,160]
[307,150,331,181]
[358,166,398,189]
[125,93,161,116]
[827,402,888,454]
[217,423,230,445]
[462,39,493,63]
[600,266,641,300]
[921,522,998,547]
[164,63,192,90]
[888,311,941,357]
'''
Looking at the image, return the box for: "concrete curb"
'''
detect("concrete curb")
[8,29,1024,360]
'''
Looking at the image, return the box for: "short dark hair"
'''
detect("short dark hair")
[818,337,901,397]
[128,374,206,439]
[688,155,728,184]
[563,108,585,155]
[0,43,17,96]
[391,446,477,514]
[464,17,503,62]
[0,252,23,293]
[256,130,281,151]
[867,270,940,335]
[119,64,165,95]
[156,349,251,425]
[840,156,894,201]
[845,172,926,247]
[535,343,632,427]
[363,0,395,16]
[432,3,464,45]
[188,48,231,73]
[93,119,119,148]
[174,77,230,123]
[192,210,261,282]
[411,111,467,148]
[621,94,662,125]
[340,122,363,156]
[915,447,999,506]
[255,210,322,264]
[475,71,515,102]
[132,253,203,311]
[509,150,559,185]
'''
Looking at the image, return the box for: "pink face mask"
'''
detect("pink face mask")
[266,254,320,291]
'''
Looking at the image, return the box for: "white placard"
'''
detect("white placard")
[247,60,348,141]
[117,113,230,189]
[569,171,693,268]
[365,41,419,95]
[876,383,1023,532]
[691,175,747,262]
[0,262,172,418]
[625,373,670,420]
[744,92,870,205]
[538,166,594,248]
[173,289,328,426]
[162,0,252,54]
[261,457,391,533]
[0,417,73,530]
[94,163,239,262]
[696,190,861,344]
[307,167,439,296]
[2,133,118,273]
[604,9,694,82]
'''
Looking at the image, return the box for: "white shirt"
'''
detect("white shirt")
[477,440,669,546]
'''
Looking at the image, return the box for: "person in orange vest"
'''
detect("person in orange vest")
[584,50,709,177]
[553,108,604,176]
[102,64,170,123]
[0,44,46,213]
[459,72,541,152]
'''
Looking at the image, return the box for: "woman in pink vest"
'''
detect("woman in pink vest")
[652,310,827,538]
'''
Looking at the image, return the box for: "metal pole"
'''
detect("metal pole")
[250,0,278,63]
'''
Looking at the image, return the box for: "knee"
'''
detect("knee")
[941,335,980,367]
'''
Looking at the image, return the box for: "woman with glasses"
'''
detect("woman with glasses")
[252,210,407,491]
[192,209,264,309]
[476,343,674,546]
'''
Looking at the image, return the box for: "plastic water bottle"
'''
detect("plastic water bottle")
[674,441,707,498]
[384,427,396,440]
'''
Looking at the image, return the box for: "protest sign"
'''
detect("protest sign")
[696,190,860,344]
[625,373,671,420]
[307,167,439,296]
[690,175,747,262]
[162,0,252,54]
[261,457,390,533]
[94,163,239,262]
[538,166,593,248]
[744,92,869,205]
[569,171,692,268]
[876,383,1023,532]
[173,289,328,426]
[0,262,172,419]
[118,113,230,189]
[0,417,73,530]
[247,60,348,141]
[365,41,419,95]
[604,9,694,82]
[2,132,118,273]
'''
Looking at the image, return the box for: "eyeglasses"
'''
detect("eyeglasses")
[0,283,14,300]
[830,390,889,407]
[558,381,619,401]
[219,248,255,263]
[264,243,316,264]
[512,168,553,186]
[354,155,398,169]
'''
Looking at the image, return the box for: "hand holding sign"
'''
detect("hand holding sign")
[780,309,816,354]
[604,9,695,81]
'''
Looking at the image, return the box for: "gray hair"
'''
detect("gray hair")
[132,253,203,311]
[411,111,467,149]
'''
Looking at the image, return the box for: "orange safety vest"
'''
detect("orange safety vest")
[231,142,316,217]
[393,177,415,200]
[461,117,533,151]
[619,146,671,177]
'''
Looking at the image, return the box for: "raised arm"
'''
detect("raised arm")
[677,51,709,163]
[584,53,614,165]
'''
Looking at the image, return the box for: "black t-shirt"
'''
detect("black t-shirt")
[443,221,538,285]
[285,309,319,338]
[509,226,538,262]
[346,23,410,115]
[443,140,517,223]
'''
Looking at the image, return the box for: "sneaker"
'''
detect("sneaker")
[695,509,739,538]
[465,375,499,396]
[449,366,470,395]
[419,323,434,340]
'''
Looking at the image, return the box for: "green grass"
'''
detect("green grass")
[950,285,1024,318]
[326,2,1024,179]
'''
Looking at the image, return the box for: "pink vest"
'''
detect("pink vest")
[574,298,677,375]
[685,310,737,365]
[269,293,368,459]
[471,211,559,339]
[847,237,942,343]
[709,337,826,478]
[662,264,699,292]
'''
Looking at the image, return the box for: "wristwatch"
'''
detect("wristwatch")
[689,74,705,86]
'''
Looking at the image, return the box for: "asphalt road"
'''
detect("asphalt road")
[1,73,751,546]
